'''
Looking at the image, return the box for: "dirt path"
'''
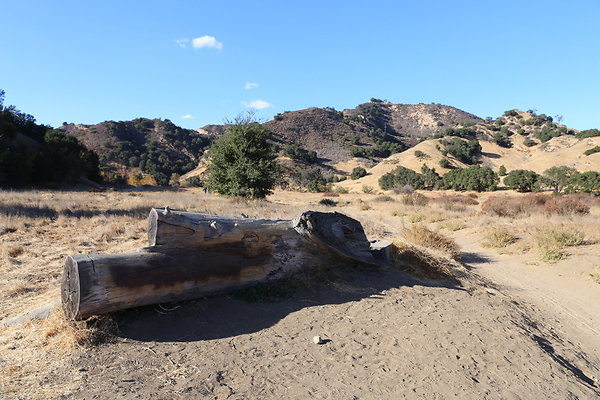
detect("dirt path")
[454,229,600,369]
[59,263,599,399]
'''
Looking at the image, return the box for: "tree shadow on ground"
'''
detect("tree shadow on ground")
[481,151,501,159]
[0,204,151,219]
[115,267,465,343]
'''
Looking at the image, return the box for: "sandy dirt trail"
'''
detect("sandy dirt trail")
[453,229,600,368]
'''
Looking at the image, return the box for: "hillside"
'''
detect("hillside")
[61,118,212,185]
[336,135,600,192]
[195,102,486,167]
[343,100,484,139]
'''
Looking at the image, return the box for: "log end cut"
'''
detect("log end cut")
[61,255,81,320]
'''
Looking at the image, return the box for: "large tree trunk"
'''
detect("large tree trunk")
[62,209,381,320]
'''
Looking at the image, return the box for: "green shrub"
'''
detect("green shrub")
[414,150,428,159]
[206,115,279,198]
[523,138,537,147]
[498,165,507,176]
[493,133,512,148]
[351,166,367,180]
[504,169,540,192]
[362,185,374,194]
[283,144,318,164]
[584,146,600,156]
[575,129,600,139]
[439,138,481,164]
[379,166,424,190]
[439,166,498,192]
[439,158,450,168]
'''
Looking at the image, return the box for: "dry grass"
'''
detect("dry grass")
[401,192,429,206]
[389,242,456,280]
[401,224,460,259]
[406,213,426,223]
[533,226,587,263]
[481,228,518,248]
[438,220,467,231]
[482,194,592,218]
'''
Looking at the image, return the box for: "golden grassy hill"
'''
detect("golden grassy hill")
[336,136,600,193]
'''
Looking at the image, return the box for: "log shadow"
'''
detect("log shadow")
[115,268,463,343]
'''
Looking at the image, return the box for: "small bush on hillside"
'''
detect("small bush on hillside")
[493,132,512,148]
[584,146,600,156]
[498,165,507,176]
[362,185,374,194]
[319,198,337,207]
[334,186,349,194]
[523,138,537,147]
[439,158,451,168]
[414,150,428,159]
[575,129,600,139]
[351,166,367,180]
[283,144,318,164]
[504,110,519,117]
[439,138,482,164]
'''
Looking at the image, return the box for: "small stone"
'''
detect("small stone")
[313,335,323,344]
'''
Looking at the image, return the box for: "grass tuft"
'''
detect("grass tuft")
[482,228,518,248]
[401,224,460,259]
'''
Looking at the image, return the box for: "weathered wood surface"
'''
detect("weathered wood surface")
[62,209,382,320]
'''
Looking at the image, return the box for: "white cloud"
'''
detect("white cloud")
[181,114,195,119]
[175,38,190,48]
[242,99,274,110]
[192,35,223,50]
[245,82,259,90]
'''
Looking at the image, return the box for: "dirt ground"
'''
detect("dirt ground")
[1,188,599,399]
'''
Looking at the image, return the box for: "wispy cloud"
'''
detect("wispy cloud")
[181,114,195,119]
[242,99,274,110]
[175,38,190,48]
[192,35,223,50]
[245,82,259,90]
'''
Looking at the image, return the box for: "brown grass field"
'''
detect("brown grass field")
[1,188,599,398]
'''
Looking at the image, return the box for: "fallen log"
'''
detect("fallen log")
[62,209,382,320]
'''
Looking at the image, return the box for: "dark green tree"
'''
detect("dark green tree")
[539,166,579,192]
[503,169,539,192]
[206,114,279,198]
[439,166,498,192]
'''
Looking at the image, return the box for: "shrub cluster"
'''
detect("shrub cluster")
[283,144,318,164]
[481,194,590,217]
[438,138,481,164]
[503,166,600,194]
[380,164,498,192]
[575,129,600,139]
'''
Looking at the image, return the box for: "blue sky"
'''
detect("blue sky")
[2,1,599,130]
